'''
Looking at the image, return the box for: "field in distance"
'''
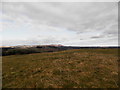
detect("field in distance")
[2,48,118,88]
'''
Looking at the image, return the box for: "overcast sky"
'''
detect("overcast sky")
[0,2,118,46]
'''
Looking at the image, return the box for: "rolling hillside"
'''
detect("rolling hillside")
[2,48,118,88]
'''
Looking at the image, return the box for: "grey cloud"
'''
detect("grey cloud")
[90,36,104,39]
[2,2,118,46]
[3,2,117,31]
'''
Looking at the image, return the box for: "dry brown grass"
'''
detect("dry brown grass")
[2,48,118,88]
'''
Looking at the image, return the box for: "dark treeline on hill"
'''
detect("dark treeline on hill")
[1,46,68,56]
[1,45,119,56]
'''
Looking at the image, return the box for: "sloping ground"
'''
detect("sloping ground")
[2,49,118,88]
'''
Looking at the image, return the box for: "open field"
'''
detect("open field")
[2,48,118,88]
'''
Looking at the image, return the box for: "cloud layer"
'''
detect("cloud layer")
[1,2,118,46]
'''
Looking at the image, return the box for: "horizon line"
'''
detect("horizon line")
[0,44,119,47]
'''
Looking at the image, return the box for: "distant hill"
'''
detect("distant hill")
[1,45,119,56]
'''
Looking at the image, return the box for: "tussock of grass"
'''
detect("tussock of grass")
[2,49,118,88]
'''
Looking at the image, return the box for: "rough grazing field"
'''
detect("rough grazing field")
[2,49,118,88]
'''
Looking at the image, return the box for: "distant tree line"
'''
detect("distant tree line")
[1,46,119,56]
[2,48,39,56]
[1,46,67,56]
